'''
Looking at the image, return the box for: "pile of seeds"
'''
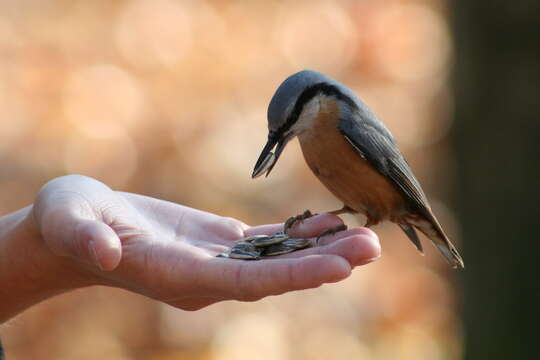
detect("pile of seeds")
[216,232,313,260]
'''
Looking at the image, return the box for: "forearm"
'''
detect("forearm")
[0,206,88,323]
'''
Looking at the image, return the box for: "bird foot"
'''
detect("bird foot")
[315,224,348,244]
[284,210,318,234]
[328,205,357,216]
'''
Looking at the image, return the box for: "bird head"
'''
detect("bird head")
[252,70,358,178]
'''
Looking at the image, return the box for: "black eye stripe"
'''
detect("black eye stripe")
[276,82,358,136]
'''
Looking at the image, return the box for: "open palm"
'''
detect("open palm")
[33,175,380,310]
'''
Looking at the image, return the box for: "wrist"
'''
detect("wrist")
[0,206,93,323]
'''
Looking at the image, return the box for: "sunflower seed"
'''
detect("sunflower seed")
[252,152,275,178]
[252,233,288,247]
[232,241,260,252]
[240,234,272,243]
[229,248,261,260]
[281,238,312,249]
[217,230,316,259]
[262,244,297,256]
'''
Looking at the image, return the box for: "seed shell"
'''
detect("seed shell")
[262,244,296,256]
[229,248,261,260]
[240,234,272,243]
[282,238,312,250]
[252,233,288,247]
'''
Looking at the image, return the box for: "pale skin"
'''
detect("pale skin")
[0,175,381,323]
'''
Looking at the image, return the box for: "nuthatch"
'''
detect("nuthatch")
[252,70,464,268]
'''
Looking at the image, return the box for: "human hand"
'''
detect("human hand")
[1,175,380,320]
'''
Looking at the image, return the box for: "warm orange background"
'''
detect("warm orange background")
[0,1,462,359]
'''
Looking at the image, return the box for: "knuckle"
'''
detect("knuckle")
[267,264,295,296]
[230,263,267,301]
[38,175,92,196]
[232,263,251,299]
[211,216,246,241]
[223,216,246,233]
[286,262,296,285]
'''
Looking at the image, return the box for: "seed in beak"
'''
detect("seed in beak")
[252,151,275,178]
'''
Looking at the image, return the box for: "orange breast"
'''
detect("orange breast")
[297,97,405,222]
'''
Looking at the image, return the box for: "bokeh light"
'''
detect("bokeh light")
[212,314,287,360]
[115,0,193,68]
[369,3,452,83]
[63,129,138,188]
[273,2,357,74]
[63,64,146,137]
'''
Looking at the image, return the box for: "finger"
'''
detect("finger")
[243,223,282,236]
[40,209,122,271]
[79,220,122,270]
[33,175,123,270]
[207,255,351,300]
[244,213,344,238]
[201,243,229,255]
[274,228,381,267]
[315,227,375,246]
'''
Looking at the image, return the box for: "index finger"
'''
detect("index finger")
[244,213,345,239]
[205,254,352,301]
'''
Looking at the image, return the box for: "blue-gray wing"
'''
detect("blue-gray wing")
[338,111,431,216]
[337,102,464,268]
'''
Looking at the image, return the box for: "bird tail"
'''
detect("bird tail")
[403,214,464,269]
[398,223,423,254]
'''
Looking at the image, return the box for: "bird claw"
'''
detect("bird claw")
[315,224,348,244]
[284,210,317,234]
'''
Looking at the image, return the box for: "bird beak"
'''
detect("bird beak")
[252,133,289,178]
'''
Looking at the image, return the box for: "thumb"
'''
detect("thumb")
[33,176,122,271]
[39,206,122,271]
[71,218,122,271]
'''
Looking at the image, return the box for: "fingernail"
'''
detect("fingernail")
[88,240,103,270]
[370,238,382,260]
[365,255,381,263]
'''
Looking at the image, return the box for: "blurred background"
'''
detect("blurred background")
[1,0,538,359]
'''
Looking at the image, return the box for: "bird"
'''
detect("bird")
[251,70,464,268]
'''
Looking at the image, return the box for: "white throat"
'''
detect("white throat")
[289,95,321,136]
